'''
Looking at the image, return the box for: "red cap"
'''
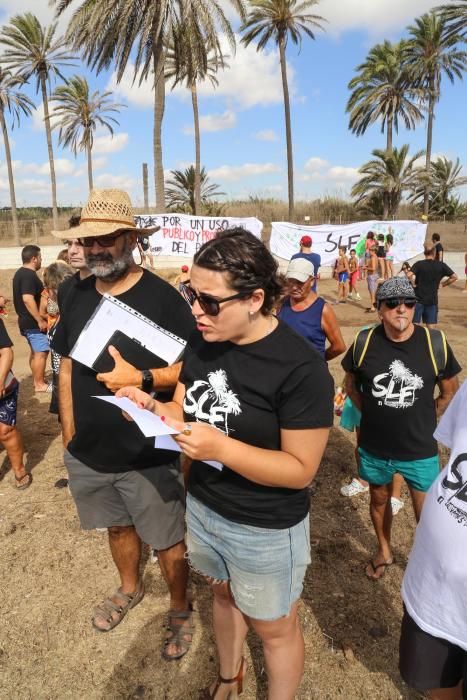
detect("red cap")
[300,235,312,246]
[181,265,189,273]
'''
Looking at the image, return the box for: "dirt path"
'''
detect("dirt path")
[0,268,465,699]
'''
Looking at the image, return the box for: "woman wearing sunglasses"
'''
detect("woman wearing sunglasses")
[118,227,334,699]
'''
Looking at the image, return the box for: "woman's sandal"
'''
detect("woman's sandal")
[200,657,247,699]
[14,472,32,490]
[92,580,145,632]
[161,605,195,661]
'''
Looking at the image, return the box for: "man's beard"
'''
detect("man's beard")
[86,238,134,282]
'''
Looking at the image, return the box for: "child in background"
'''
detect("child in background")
[397,261,412,279]
[385,233,394,278]
[334,245,350,304]
[0,294,8,317]
[365,244,379,312]
[348,248,361,300]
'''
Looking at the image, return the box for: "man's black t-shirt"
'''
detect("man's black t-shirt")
[12,267,43,331]
[342,324,461,460]
[0,319,12,348]
[411,259,454,306]
[51,270,195,472]
[57,271,80,311]
[181,321,334,529]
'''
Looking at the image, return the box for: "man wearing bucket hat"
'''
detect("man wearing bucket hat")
[341,278,461,581]
[51,189,196,656]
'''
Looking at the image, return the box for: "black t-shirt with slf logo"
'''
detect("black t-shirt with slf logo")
[342,325,461,461]
[181,321,334,529]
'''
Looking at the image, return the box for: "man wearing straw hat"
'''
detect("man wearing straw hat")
[51,189,195,658]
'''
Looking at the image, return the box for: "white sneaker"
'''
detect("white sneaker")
[348,293,353,300]
[150,549,158,563]
[355,293,361,300]
[391,497,404,515]
[340,478,369,497]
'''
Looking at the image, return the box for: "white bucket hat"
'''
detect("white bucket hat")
[51,188,160,239]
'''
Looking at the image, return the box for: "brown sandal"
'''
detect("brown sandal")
[14,472,32,490]
[200,656,247,699]
[92,580,144,632]
[161,605,195,661]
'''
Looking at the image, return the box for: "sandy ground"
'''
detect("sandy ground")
[0,267,466,700]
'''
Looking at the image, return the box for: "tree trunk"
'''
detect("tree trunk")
[153,43,166,212]
[0,107,20,245]
[279,35,294,222]
[191,81,201,216]
[87,144,93,191]
[383,192,389,219]
[424,85,435,218]
[386,114,393,152]
[41,77,59,230]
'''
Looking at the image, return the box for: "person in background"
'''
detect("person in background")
[396,261,412,279]
[12,245,50,393]
[365,244,379,312]
[57,249,69,264]
[278,257,346,361]
[385,234,394,278]
[0,317,30,489]
[463,252,467,293]
[348,249,361,300]
[400,381,467,700]
[409,246,457,329]
[431,232,444,262]
[291,235,321,292]
[376,234,386,279]
[334,246,350,304]
[40,262,74,415]
[54,217,92,310]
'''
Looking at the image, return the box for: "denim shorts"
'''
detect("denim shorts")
[414,303,438,325]
[186,494,311,621]
[358,447,440,492]
[21,329,50,352]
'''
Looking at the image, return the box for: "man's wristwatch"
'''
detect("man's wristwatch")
[140,369,154,393]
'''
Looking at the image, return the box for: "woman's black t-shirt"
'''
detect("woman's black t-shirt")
[342,324,461,460]
[181,320,334,529]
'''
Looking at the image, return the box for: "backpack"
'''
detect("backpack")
[352,324,448,380]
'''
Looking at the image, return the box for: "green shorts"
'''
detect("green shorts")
[358,447,440,493]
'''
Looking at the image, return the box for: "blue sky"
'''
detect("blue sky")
[0,0,466,208]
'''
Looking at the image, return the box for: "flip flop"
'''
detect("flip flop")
[366,559,394,581]
[14,472,32,490]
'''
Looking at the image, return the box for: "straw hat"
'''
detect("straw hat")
[51,188,160,239]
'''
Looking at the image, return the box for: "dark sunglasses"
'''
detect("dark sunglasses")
[184,285,251,316]
[78,230,129,248]
[383,298,417,309]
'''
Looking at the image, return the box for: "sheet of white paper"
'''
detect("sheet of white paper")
[71,293,185,370]
[94,396,223,470]
[154,434,223,471]
[94,395,177,438]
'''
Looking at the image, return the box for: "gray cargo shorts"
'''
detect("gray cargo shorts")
[64,449,185,550]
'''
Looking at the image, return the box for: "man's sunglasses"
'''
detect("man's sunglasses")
[78,230,129,247]
[184,285,251,316]
[383,298,417,309]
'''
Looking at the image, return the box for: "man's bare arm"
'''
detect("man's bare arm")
[58,357,75,446]
[436,374,459,417]
[95,344,182,393]
[344,371,362,412]
[22,293,47,331]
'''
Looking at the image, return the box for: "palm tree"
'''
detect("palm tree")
[0,13,76,230]
[351,145,424,219]
[52,0,245,212]
[347,40,425,152]
[51,75,124,190]
[241,0,326,221]
[410,156,467,217]
[405,12,467,216]
[166,19,228,214]
[0,69,35,244]
[435,1,467,38]
[166,165,225,213]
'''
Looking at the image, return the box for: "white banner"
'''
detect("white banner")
[270,220,427,266]
[134,214,263,257]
